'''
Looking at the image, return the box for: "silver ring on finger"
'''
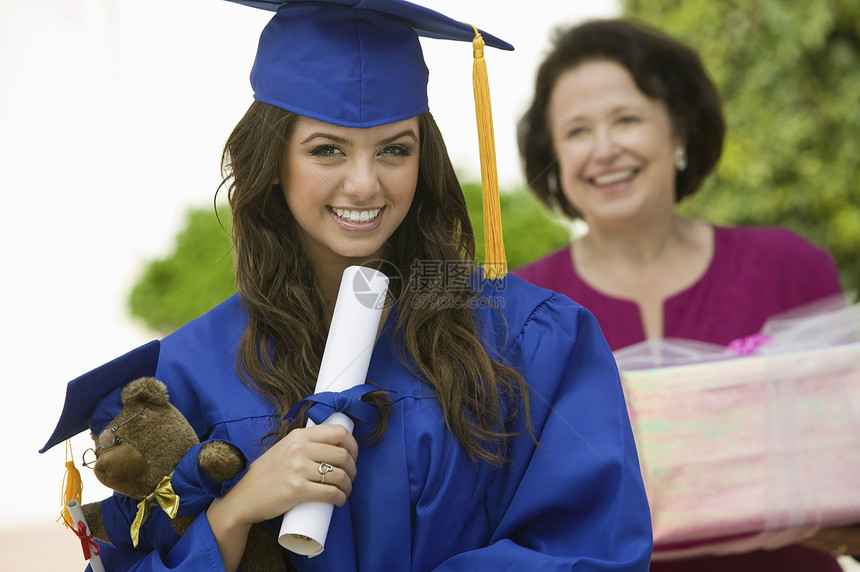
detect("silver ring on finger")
[318,461,334,484]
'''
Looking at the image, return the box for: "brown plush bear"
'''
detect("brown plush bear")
[81,376,288,571]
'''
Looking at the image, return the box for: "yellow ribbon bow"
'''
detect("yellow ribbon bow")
[130,475,180,547]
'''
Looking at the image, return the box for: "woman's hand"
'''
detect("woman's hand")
[802,523,860,558]
[206,423,359,570]
[225,422,358,520]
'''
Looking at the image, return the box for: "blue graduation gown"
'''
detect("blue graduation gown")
[85,275,653,571]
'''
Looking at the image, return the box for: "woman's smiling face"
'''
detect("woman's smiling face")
[548,60,681,229]
[279,115,420,268]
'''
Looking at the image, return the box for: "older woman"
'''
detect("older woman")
[515,17,846,572]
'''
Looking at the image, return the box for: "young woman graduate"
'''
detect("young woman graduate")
[40,1,653,570]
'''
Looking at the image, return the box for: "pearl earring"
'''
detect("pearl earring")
[674,146,688,172]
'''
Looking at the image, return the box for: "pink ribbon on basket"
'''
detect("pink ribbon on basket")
[727,334,772,355]
[73,520,100,560]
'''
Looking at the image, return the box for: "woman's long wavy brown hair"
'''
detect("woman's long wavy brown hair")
[219,101,529,464]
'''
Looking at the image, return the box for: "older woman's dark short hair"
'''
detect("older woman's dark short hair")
[517,18,725,219]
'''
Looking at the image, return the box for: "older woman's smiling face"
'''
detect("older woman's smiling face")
[548,60,681,229]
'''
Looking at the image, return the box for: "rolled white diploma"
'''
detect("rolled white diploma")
[67,500,106,572]
[278,266,389,556]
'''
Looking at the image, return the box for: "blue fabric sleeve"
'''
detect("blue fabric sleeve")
[434,294,653,570]
[87,514,227,571]
[173,441,248,516]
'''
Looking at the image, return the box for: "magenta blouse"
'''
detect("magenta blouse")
[514,225,842,351]
[514,225,845,572]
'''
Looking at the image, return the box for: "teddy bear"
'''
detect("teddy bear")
[80,376,289,571]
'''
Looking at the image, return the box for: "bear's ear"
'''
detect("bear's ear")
[120,377,170,408]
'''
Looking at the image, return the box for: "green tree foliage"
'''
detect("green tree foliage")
[128,185,570,333]
[128,207,235,333]
[461,182,572,269]
[623,0,860,291]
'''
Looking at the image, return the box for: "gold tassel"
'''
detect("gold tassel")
[466,24,507,279]
[59,439,83,530]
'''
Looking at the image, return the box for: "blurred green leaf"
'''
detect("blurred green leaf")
[461,181,572,270]
[128,207,235,333]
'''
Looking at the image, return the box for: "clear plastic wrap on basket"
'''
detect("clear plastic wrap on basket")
[615,294,860,560]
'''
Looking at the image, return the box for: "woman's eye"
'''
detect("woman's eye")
[310,144,343,157]
[379,144,410,156]
[617,115,641,125]
[566,127,588,139]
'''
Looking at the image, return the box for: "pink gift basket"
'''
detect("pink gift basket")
[616,295,860,560]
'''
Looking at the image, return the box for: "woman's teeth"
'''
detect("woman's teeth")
[332,207,381,223]
[592,170,636,185]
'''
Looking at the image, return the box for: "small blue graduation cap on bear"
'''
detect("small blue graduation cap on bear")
[40,341,161,453]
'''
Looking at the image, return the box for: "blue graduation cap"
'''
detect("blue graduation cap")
[226,0,512,127]
[40,341,161,453]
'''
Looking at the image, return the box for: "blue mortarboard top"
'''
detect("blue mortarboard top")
[225,0,513,127]
[40,340,160,453]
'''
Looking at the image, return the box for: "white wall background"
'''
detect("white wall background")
[0,0,619,534]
